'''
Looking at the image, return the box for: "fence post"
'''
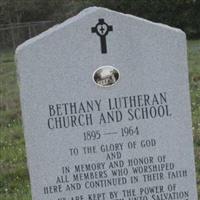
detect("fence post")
[10,23,16,51]
[28,23,32,38]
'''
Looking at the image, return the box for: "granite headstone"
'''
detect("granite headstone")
[16,7,198,200]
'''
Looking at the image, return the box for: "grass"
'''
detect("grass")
[0,51,31,200]
[188,40,200,197]
[0,40,200,199]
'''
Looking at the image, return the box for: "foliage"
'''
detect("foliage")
[98,0,200,38]
[0,0,200,38]
[0,0,64,23]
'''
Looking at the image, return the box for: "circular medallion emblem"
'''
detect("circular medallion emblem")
[93,66,120,87]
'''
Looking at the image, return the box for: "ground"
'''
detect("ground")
[0,40,200,199]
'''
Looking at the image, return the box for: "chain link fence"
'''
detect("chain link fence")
[0,21,56,53]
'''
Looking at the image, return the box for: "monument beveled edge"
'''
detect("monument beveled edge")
[16,7,198,200]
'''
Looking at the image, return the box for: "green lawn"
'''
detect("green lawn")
[0,40,200,199]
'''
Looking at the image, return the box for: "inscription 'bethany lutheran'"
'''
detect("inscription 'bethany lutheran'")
[47,92,172,129]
